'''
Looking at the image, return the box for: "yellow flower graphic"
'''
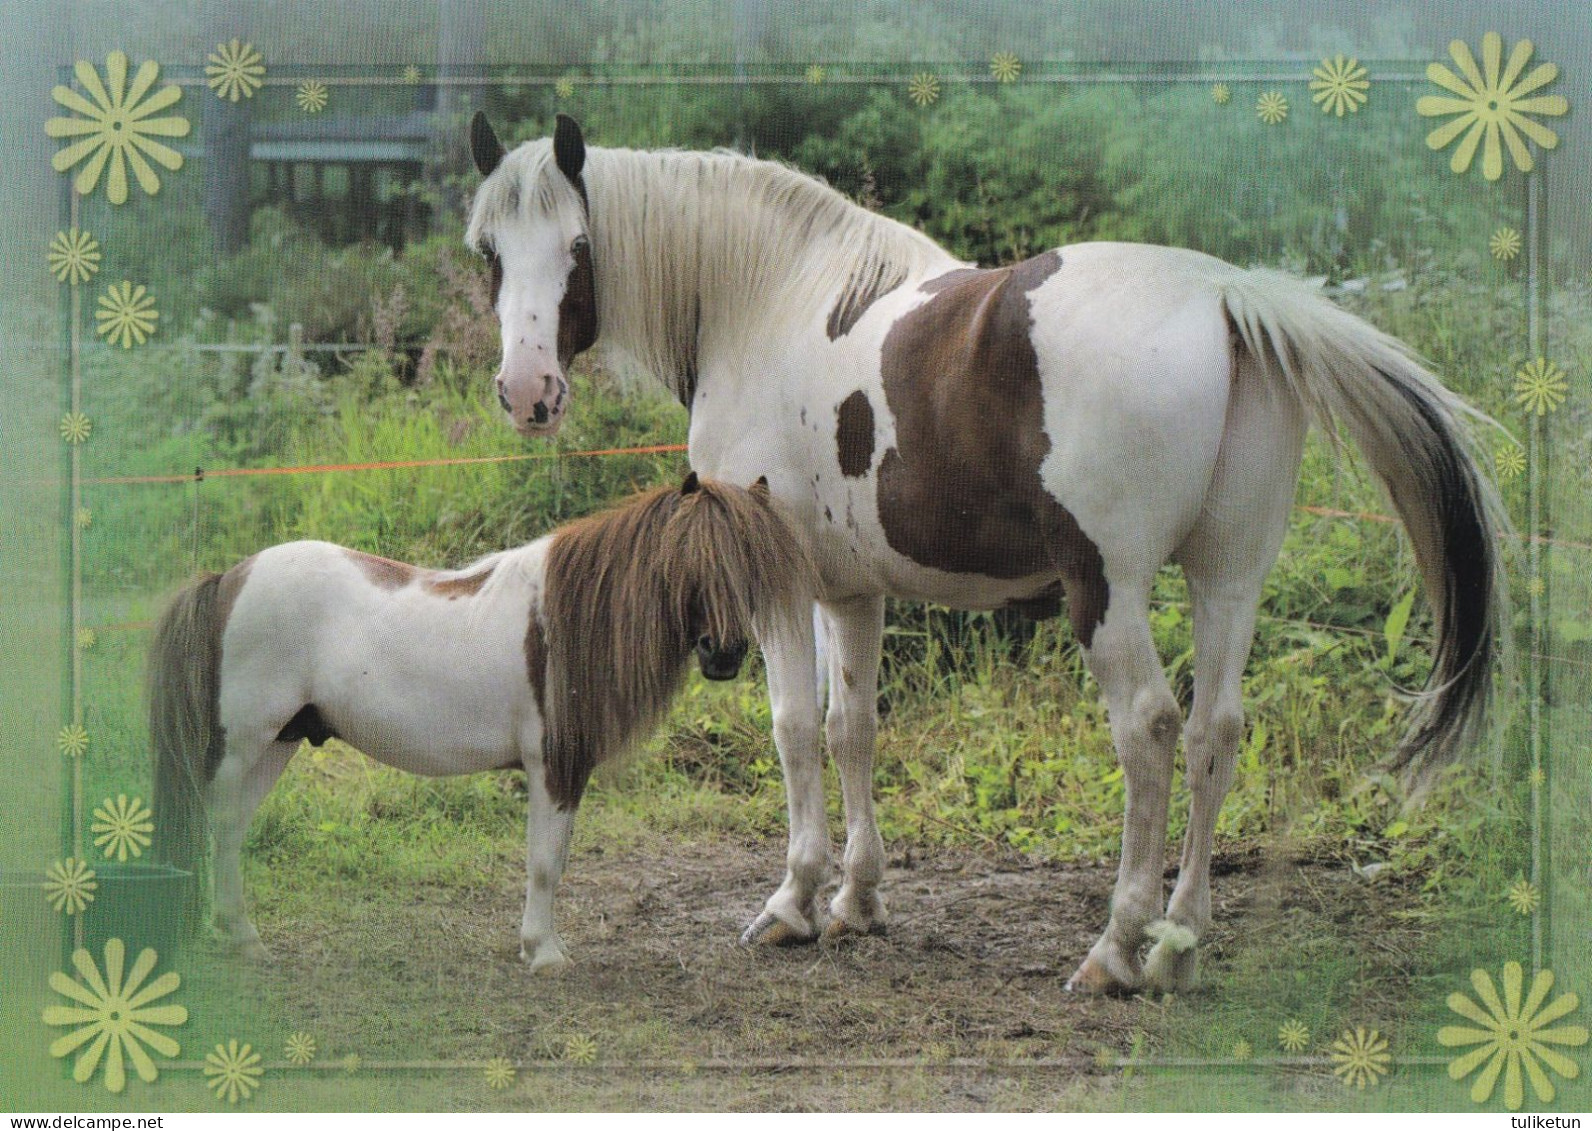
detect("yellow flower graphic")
[991,53,1022,83]
[1257,91,1289,124]
[1526,576,1546,599]
[1490,227,1523,261]
[96,281,159,349]
[58,723,90,756]
[1232,1038,1253,1061]
[908,73,940,107]
[42,939,187,1093]
[206,39,265,102]
[284,1032,316,1065]
[805,65,825,86]
[484,1056,517,1089]
[77,507,94,529]
[1439,962,1587,1109]
[44,858,98,915]
[1493,444,1525,479]
[1331,1026,1391,1089]
[1514,357,1567,416]
[60,412,92,445]
[1417,33,1568,180]
[1506,877,1541,915]
[555,76,576,99]
[1311,55,1370,116]
[204,1040,263,1103]
[1530,767,1547,788]
[563,1034,598,1064]
[77,627,97,650]
[45,51,189,205]
[342,1053,362,1074]
[91,794,154,862]
[1212,83,1231,105]
[1278,1019,1311,1053]
[403,65,422,85]
[295,80,328,114]
[49,228,102,286]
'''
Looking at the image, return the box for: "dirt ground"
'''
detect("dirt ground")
[181,832,1429,1111]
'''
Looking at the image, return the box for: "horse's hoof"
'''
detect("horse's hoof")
[522,949,573,974]
[1142,919,1199,993]
[1064,955,1135,996]
[819,916,885,945]
[740,910,816,948]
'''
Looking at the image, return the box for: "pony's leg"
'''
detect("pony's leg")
[819,594,887,940]
[208,738,295,961]
[520,762,575,972]
[1065,584,1182,994]
[742,608,825,946]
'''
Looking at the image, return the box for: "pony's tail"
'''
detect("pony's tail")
[148,572,222,933]
[1220,269,1511,792]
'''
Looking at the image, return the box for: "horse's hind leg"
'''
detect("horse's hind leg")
[1065,582,1182,995]
[818,594,887,940]
[208,737,295,961]
[1147,360,1304,992]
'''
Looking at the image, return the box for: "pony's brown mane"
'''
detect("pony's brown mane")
[540,476,814,808]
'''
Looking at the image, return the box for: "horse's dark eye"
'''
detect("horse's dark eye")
[571,234,590,255]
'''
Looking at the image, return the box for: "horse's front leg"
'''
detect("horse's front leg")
[520,759,575,972]
[742,605,826,946]
[818,594,887,941]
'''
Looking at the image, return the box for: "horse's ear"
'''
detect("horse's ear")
[470,112,506,177]
[749,476,770,501]
[553,114,586,182]
[680,470,701,496]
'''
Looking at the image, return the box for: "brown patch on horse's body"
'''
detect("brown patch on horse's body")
[200,554,258,779]
[345,549,418,590]
[425,566,495,599]
[875,251,1110,647]
[835,390,876,478]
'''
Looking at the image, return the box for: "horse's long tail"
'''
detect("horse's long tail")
[148,572,222,929]
[1219,268,1510,790]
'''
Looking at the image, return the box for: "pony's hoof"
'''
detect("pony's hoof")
[1142,919,1199,993]
[740,910,817,948]
[1064,955,1136,996]
[820,916,886,945]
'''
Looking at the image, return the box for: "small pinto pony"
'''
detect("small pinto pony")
[149,473,814,968]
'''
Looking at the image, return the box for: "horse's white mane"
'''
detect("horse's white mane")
[468,139,959,401]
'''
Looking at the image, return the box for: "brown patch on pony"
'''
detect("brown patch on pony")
[557,240,598,368]
[539,478,814,810]
[425,565,495,599]
[875,251,1111,648]
[345,549,417,590]
[835,391,876,478]
[206,554,257,778]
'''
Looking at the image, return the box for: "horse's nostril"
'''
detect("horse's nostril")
[497,389,512,413]
[532,403,550,425]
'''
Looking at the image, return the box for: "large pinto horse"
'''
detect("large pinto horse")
[464,114,1507,994]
